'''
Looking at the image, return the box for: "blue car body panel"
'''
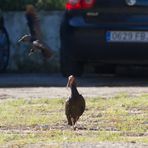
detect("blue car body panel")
[60,0,148,76]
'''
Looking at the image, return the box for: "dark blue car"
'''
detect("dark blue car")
[60,0,148,76]
[0,12,9,72]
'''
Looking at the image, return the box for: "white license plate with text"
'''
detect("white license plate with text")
[106,31,148,42]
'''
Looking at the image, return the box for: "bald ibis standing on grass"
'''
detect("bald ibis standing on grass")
[65,75,85,130]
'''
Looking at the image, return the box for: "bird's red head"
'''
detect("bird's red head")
[67,75,76,87]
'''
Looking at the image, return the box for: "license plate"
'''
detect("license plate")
[106,31,148,42]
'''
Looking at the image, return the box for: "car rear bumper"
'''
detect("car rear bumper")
[61,19,148,64]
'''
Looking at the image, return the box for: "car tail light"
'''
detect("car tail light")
[66,0,95,10]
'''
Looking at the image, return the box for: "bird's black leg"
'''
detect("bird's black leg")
[67,116,72,126]
[71,118,77,130]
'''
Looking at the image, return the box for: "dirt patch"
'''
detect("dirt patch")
[11,142,148,148]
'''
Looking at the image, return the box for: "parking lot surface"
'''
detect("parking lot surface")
[0,73,148,99]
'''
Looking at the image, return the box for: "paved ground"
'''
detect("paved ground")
[0,73,148,99]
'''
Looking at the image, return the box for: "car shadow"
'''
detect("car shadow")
[0,72,148,87]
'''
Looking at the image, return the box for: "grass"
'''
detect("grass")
[0,93,147,146]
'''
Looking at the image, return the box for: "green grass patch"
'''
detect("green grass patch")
[0,93,147,146]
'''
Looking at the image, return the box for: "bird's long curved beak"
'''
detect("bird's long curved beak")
[17,39,22,43]
[17,34,31,43]
[66,81,69,88]
[17,38,23,46]
[66,80,70,88]
[18,38,23,43]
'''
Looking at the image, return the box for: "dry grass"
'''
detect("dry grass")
[0,93,147,146]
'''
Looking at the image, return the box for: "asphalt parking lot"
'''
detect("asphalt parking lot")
[0,72,148,87]
[0,73,148,99]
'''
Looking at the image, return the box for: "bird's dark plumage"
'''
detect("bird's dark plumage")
[65,75,85,129]
[18,5,52,59]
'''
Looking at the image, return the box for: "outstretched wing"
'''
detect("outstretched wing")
[25,4,42,41]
